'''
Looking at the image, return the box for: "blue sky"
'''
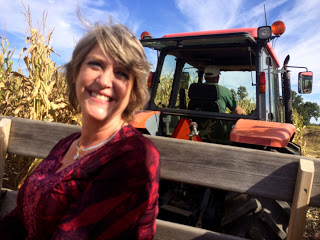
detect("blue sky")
[1,0,320,122]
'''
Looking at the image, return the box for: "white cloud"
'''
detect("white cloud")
[235,0,288,27]
[174,0,289,30]
[175,0,242,31]
[0,0,134,65]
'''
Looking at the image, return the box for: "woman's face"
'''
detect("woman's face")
[75,44,133,124]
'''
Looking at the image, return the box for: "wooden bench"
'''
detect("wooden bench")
[1,116,320,240]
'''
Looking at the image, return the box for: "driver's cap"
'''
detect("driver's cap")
[204,65,220,77]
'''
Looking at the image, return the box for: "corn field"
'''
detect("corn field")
[1,5,80,124]
[0,6,80,187]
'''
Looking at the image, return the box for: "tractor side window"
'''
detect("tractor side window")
[262,50,269,120]
[218,71,256,114]
[271,63,281,121]
[263,50,279,121]
[155,54,176,108]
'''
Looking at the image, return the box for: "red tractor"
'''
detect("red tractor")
[132,21,313,239]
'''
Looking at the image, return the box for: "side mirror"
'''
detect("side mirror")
[298,71,313,94]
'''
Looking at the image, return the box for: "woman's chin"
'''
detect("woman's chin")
[83,108,108,121]
[83,108,122,124]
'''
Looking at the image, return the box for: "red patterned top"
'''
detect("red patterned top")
[0,125,160,240]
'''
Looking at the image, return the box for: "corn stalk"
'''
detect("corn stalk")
[292,108,307,155]
[10,5,62,121]
[0,37,14,81]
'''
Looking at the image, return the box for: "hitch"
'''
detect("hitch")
[188,122,199,140]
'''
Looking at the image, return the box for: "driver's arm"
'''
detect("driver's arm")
[232,106,246,115]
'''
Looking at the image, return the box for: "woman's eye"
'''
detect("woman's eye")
[115,71,129,80]
[88,61,103,69]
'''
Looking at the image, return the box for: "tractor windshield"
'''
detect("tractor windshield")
[154,53,257,115]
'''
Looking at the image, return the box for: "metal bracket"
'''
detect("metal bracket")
[277,69,290,74]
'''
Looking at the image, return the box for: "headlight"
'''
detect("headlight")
[258,26,272,40]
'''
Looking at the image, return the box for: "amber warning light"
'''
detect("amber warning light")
[141,31,152,39]
[272,21,286,36]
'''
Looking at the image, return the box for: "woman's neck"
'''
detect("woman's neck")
[79,116,125,148]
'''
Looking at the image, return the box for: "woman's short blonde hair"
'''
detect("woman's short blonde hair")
[65,23,150,122]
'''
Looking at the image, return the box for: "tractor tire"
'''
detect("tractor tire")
[222,192,290,240]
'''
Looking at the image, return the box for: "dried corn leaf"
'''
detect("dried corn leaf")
[32,86,39,98]
[27,45,37,56]
[48,81,56,94]
[14,105,24,116]
[19,47,28,59]
[11,71,27,79]
[5,91,11,103]
[51,102,67,110]
[44,96,50,108]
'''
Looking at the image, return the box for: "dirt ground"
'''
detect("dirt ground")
[305,206,320,239]
[2,154,30,190]
[303,127,320,239]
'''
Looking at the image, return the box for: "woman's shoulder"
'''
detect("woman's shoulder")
[120,125,160,171]
[112,125,160,163]
[121,124,158,149]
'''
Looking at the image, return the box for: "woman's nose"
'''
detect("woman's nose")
[96,68,113,88]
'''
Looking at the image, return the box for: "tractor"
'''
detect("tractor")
[131,21,314,239]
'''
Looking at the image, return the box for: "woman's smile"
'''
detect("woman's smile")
[90,91,111,103]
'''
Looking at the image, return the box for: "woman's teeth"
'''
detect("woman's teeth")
[91,92,110,102]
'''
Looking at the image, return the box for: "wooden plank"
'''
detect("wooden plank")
[155,219,248,240]
[0,116,80,159]
[287,159,315,240]
[0,189,17,217]
[1,116,320,207]
[0,118,11,192]
[148,135,320,207]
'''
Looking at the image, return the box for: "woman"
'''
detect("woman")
[0,23,160,239]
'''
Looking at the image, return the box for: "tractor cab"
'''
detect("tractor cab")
[137,21,312,151]
[141,25,282,143]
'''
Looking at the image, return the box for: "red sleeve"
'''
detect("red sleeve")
[51,138,160,240]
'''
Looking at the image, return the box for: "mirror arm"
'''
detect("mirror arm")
[286,66,308,71]
[277,66,308,74]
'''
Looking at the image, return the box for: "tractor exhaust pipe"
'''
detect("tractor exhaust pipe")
[282,55,293,124]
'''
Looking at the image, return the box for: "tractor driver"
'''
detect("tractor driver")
[204,65,245,115]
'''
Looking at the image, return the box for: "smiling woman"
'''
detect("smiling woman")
[0,23,160,240]
[73,44,134,130]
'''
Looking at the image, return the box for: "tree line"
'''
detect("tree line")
[292,91,320,125]
[235,86,319,126]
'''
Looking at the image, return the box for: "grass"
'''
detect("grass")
[303,126,320,158]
